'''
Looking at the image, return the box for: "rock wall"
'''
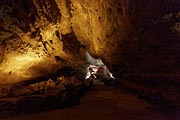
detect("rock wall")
[2,0,179,83]
[70,0,180,109]
[71,0,130,67]
[0,0,180,110]
[0,0,85,84]
[71,0,180,78]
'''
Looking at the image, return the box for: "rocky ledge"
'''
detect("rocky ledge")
[0,67,93,118]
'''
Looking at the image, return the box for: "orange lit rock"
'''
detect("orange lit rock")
[0,0,180,112]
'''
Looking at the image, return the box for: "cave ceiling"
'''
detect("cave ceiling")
[0,0,180,84]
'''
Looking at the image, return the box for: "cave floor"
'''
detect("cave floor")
[4,83,179,120]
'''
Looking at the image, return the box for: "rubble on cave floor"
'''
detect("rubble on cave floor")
[0,66,94,118]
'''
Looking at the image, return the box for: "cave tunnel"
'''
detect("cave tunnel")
[0,0,180,119]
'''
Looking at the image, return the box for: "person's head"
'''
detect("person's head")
[89,67,93,72]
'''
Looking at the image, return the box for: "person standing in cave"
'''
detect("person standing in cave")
[88,67,97,79]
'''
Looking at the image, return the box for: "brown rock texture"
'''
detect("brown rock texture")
[0,0,180,113]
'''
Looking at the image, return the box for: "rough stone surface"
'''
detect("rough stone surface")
[1,0,179,81]
[0,0,180,114]
[0,74,93,118]
[3,85,180,120]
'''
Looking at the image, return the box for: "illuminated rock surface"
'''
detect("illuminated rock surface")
[0,0,180,118]
[0,0,180,80]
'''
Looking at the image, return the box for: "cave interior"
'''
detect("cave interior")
[0,0,180,119]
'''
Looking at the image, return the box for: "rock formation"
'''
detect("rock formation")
[0,0,180,115]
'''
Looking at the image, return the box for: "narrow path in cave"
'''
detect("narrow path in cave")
[4,84,178,120]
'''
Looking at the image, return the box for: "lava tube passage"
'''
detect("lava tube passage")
[85,52,115,81]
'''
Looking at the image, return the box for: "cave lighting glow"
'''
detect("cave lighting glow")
[0,52,43,80]
[85,52,115,80]
[0,52,43,84]
[85,65,115,80]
